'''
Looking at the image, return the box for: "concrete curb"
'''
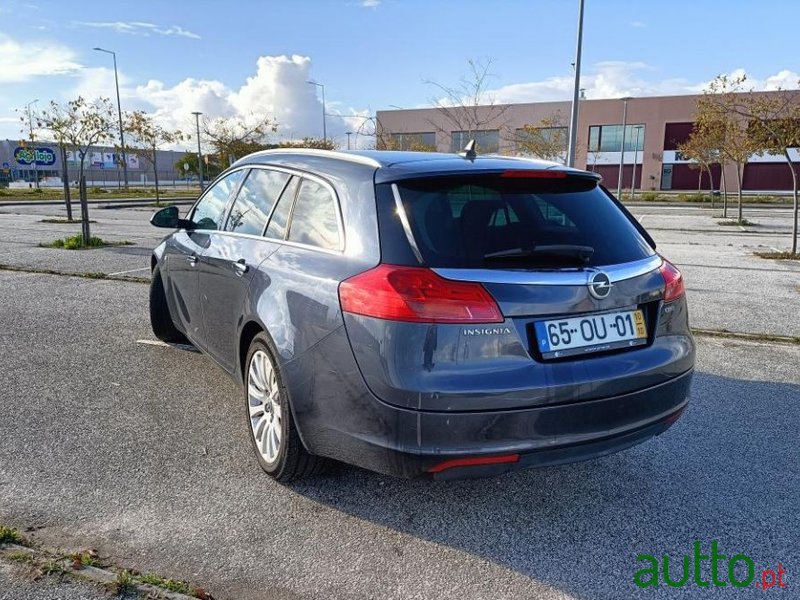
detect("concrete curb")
[1,543,205,599]
[0,197,196,207]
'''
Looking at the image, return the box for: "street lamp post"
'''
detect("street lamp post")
[345,131,353,150]
[25,99,39,189]
[307,80,327,143]
[630,125,643,201]
[93,47,129,189]
[192,111,204,191]
[566,0,585,167]
[617,97,633,199]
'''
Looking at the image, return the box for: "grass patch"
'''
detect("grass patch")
[718,218,755,226]
[0,524,26,545]
[69,550,99,568]
[630,193,791,204]
[39,234,133,250]
[113,569,136,595]
[6,550,34,563]
[40,218,96,224]
[40,559,68,576]
[754,251,800,260]
[0,186,195,201]
[138,573,197,595]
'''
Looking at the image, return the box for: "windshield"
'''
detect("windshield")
[379,175,654,269]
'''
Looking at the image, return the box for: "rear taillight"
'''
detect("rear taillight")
[659,259,685,302]
[339,264,504,323]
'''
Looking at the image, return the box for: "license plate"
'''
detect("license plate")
[534,309,647,359]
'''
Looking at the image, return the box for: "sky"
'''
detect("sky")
[1,0,799,150]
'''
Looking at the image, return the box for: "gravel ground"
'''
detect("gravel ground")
[0,561,118,600]
[0,203,798,599]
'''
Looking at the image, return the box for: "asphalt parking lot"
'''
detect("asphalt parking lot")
[0,201,799,599]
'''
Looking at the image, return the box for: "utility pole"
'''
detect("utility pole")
[630,125,643,200]
[566,0,585,167]
[345,131,353,150]
[93,47,129,189]
[192,111,204,191]
[307,80,327,143]
[617,97,633,199]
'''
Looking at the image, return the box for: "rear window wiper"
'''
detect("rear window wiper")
[483,245,594,264]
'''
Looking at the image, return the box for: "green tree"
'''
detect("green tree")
[175,152,223,182]
[734,89,800,255]
[514,113,569,163]
[695,75,765,222]
[36,97,117,244]
[124,111,183,201]
[202,114,277,165]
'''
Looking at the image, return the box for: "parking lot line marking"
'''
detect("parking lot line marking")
[136,339,199,352]
[108,267,150,276]
[637,215,646,223]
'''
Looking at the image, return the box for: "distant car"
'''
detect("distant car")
[149,149,694,480]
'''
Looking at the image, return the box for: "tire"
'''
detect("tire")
[149,265,189,344]
[244,333,326,481]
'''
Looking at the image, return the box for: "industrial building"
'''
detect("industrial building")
[376,91,800,192]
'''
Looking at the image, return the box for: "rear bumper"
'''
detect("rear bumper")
[330,368,693,479]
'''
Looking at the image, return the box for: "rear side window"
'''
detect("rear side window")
[287,179,341,251]
[265,176,299,240]
[190,170,244,230]
[377,175,654,268]
[225,168,290,236]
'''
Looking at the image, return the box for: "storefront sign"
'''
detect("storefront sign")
[14,146,56,166]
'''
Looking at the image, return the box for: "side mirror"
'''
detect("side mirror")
[150,206,194,230]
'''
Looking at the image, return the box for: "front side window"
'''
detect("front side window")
[190,170,244,230]
[287,179,341,251]
[225,169,290,236]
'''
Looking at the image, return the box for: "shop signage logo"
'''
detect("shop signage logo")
[14,146,56,166]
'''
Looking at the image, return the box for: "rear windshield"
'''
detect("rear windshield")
[376,175,654,269]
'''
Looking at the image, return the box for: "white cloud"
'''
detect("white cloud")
[0,33,82,82]
[73,21,200,39]
[488,62,800,104]
[630,21,646,28]
[361,0,381,6]
[96,55,367,148]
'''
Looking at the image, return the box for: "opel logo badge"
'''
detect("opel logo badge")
[588,271,612,299]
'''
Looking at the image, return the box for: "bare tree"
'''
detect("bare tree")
[36,97,117,244]
[124,111,183,202]
[677,128,721,194]
[424,59,510,153]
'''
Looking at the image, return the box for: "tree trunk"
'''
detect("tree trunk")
[152,148,160,202]
[785,149,799,255]
[736,162,743,223]
[721,166,728,218]
[697,169,702,192]
[79,175,90,245]
[708,165,715,210]
[60,144,72,221]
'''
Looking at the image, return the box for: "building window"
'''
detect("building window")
[451,130,499,153]
[588,124,645,153]
[389,132,436,150]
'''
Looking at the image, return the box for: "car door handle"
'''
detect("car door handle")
[233,259,248,276]
[186,255,198,266]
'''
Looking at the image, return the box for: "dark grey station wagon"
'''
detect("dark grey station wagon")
[149,149,694,480]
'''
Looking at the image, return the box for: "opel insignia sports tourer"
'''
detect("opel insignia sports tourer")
[149,149,694,480]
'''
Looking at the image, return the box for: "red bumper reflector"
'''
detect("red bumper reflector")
[664,407,686,425]
[427,454,520,474]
